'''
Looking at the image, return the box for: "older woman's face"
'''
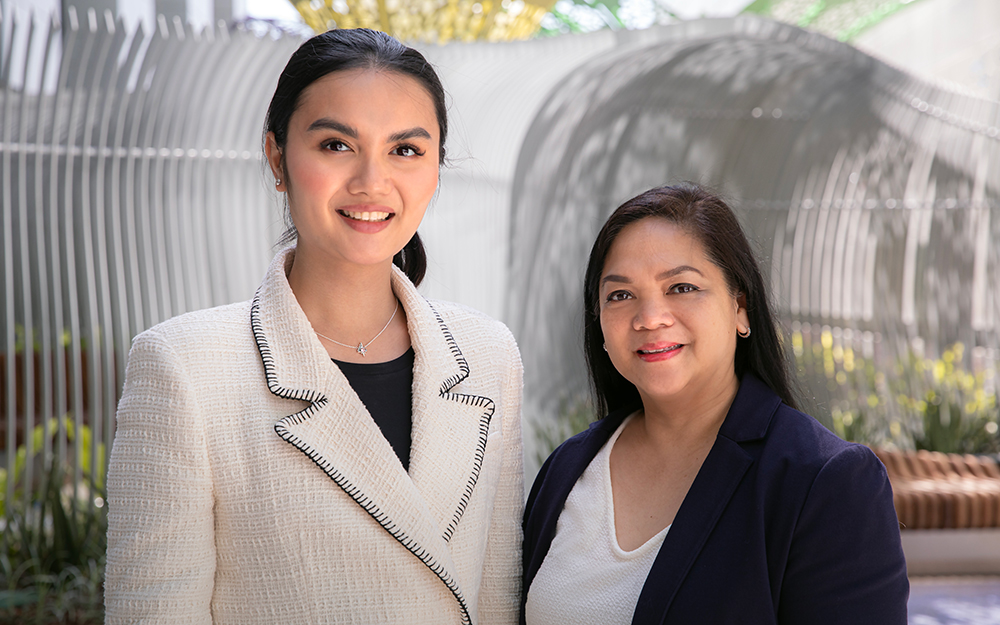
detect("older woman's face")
[267,68,439,268]
[599,217,749,407]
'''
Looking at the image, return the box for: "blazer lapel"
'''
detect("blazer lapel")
[399,272,498,545]
[251,248,492,625]
[633,375,780,624]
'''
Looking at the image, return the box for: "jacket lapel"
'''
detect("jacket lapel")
[401,276,497,545]
[633,375,780,624]
[250,248,493,625]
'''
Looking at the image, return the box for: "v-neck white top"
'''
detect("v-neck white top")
[525,413,671,625]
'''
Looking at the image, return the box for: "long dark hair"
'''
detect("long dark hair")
[262,28,448,286]
[583,183,796,417]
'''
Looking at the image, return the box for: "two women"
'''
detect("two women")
[105,29,523,624]
[105,25,906,624]
[523,185,909,624]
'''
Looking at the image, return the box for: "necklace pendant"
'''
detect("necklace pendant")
[356,342,367,356]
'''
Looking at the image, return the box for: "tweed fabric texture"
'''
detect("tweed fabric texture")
[105,248,524,624]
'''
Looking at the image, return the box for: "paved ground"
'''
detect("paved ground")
[909,577,1000,625]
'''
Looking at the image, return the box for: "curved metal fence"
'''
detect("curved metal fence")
[0,7,299,513]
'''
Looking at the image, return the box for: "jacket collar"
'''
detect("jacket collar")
[633,373,780,623]
[717,373,781,443]
[587,374,778,443]
[250,247,494,625]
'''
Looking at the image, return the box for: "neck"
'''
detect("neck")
[637,371,740,447]
[287,244,405,361]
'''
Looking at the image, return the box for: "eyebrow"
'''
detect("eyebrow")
[601,265,703,286]
[388,127,432,142]
[305,118,432,143]
[307,118,356,137]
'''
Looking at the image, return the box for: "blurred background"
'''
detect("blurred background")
[1,0,999,622]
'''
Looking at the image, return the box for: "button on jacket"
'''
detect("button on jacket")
[106,247,524,624]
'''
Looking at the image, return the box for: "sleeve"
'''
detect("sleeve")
[777,444,909,625]
[476,328,525,625]
[104,330,216,624]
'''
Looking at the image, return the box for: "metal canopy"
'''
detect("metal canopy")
[507,16,1000,441]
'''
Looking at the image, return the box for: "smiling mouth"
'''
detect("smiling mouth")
[338,209,393,222]
[637,344,682,355]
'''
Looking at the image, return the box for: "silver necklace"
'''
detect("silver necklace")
[315,299,399,357]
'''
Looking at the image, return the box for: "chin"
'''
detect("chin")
[632,377,690,404]
[338,245,406,267]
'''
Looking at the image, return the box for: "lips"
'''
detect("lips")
[636,342,683,362]
[336,206,395,234]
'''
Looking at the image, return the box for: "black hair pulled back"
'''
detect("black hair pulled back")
[263,28,447,287]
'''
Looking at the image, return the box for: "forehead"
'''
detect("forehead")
[603,218,709,272]
[294,68,438,128]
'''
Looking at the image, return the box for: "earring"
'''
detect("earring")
[275,179,281,187]
[738,326,751,338]
[603,343,608,352]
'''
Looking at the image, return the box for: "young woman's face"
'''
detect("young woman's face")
[598,217,749,406]
[268,68,440,268]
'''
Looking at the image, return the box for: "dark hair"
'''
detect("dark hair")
[583,183,796,417]
[262,28,448,286]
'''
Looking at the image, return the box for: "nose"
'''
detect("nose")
[347,153,391,196]
[633,298,674,331]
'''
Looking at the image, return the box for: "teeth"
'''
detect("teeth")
[639,345,681,354]
[341,209,391,222]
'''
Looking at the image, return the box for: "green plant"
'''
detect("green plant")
[1,418,105,519]
[900,344,999,454]
[1,419,107,624]
[791,327,999,453]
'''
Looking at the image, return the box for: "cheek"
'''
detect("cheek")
[285,152,334,196]
[403,166,439,205]
[599,307,628,345]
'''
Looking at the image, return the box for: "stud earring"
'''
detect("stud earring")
[738,326,751,338]
[275,179,281,187]
[603,343,608,352]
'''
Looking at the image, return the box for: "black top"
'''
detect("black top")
[333,347,415,471]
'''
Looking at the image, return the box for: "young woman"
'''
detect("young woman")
[105,29,523,625]
[522,184,908,624]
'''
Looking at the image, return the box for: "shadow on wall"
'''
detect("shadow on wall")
[507,16,1000,471]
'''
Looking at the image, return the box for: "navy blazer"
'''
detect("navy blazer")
[522,374,908,624]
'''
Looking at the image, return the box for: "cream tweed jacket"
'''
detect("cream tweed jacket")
[104,248,524,625]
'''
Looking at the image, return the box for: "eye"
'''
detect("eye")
[605,290,633,302]
[669,283,699,294]
[392,144,424,157]
[322,139,351,152]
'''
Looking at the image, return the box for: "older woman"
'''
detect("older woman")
[105,28,523,625]
[522,184,907,624]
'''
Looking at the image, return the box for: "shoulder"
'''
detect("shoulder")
[129,300,253,361]
[770,403,876,467]
[534,410,622,488]
[524,414,614,546]
[428,299,515,339]
[756,403,887,497]
[427,299,520,361]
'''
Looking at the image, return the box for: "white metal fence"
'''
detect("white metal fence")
[0,7,299,514]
